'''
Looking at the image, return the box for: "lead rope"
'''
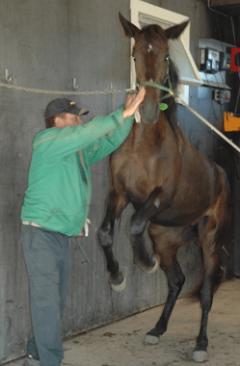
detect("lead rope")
[140,81,240,154]
[178,98,240,154]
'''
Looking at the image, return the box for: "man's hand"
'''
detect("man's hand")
[122,87,146,119]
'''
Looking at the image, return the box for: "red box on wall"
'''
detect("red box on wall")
[231,48,240,72]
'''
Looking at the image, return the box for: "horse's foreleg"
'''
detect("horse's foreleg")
[98,191,128,291]
[145,250,185,344]
[130,187,162,271]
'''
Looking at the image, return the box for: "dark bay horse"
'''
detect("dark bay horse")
[98,13,231,362]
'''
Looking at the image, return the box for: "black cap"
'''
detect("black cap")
[45,98,89,119]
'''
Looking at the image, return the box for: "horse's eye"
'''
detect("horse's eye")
[133,56,136,62]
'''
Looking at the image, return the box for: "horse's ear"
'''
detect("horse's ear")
[165,20,189,39]
[119,12,140,38]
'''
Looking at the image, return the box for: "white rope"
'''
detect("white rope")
[142,80,240,154]
[179,97,240,154]
[0,81,124,96]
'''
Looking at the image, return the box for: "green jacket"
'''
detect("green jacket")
[21,108,134,236]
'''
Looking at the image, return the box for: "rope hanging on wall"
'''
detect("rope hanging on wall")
[1,80,240,154]
[0,81,124,96]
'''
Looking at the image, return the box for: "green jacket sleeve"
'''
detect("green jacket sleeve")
[84,109,134,165]
[33,108,130,160]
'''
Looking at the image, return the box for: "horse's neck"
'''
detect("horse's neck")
[129,117,167,149]
[133,120,162,137]
[134,113,175,136]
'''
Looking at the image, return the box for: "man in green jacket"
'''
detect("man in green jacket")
[21,88,145,366]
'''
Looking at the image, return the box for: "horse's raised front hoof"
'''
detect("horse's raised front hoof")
[144,333,160,345]
[143,255,159,274]
[192,350,208,363]
[110,271,126,292]
[138,255,159,274]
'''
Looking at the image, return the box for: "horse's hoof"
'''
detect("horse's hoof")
[144,334,159,345]
[145,256,159,274]
[110,273,126,292]
[192,350,208,363]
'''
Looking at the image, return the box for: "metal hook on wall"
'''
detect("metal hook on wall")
[72,77,79,90]
[4,68,13,83]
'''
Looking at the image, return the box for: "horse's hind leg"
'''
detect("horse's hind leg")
[144,224,185,344]
[98,190,128,291]
[192,215,223,363]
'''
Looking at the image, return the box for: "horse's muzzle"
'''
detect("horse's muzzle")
[140,99,160,124]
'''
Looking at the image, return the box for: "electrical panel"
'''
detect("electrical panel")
[198,39,234,89]
[198,39,234,108]
[199,47,231,74]
[199,48,221,73]
[221,48,232,70]
[213,89,231,104]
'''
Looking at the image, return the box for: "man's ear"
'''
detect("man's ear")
[165,20,189,39]
[119,12,140,38]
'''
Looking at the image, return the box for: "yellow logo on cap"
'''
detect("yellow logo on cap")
[69,101,76,106]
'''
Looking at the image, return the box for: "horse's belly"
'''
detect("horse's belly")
[152,188,211,226]
[153,161,216,225]
[152,207,203,226]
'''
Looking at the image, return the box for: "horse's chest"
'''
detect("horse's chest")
[111,124,175,201]
[121,155,149,182]
[112,151,163,202]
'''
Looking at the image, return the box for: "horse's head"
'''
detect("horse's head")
[119,13,188,124]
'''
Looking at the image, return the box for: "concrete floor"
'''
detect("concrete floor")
[7,279,240,366]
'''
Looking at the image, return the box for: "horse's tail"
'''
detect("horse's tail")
[216,170,233,280]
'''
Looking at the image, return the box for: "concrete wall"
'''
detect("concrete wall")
[0,0,230,363]
[0,1,70,362]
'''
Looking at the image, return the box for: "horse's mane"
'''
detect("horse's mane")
[168,58,179,92]
[142,24,166,41]
[164,59,179,131]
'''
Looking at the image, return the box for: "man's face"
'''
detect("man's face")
[54,113,82,128]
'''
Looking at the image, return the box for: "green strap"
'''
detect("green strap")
[142,81,173,95]
[141,81,174,111]
[142,81,174,111]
